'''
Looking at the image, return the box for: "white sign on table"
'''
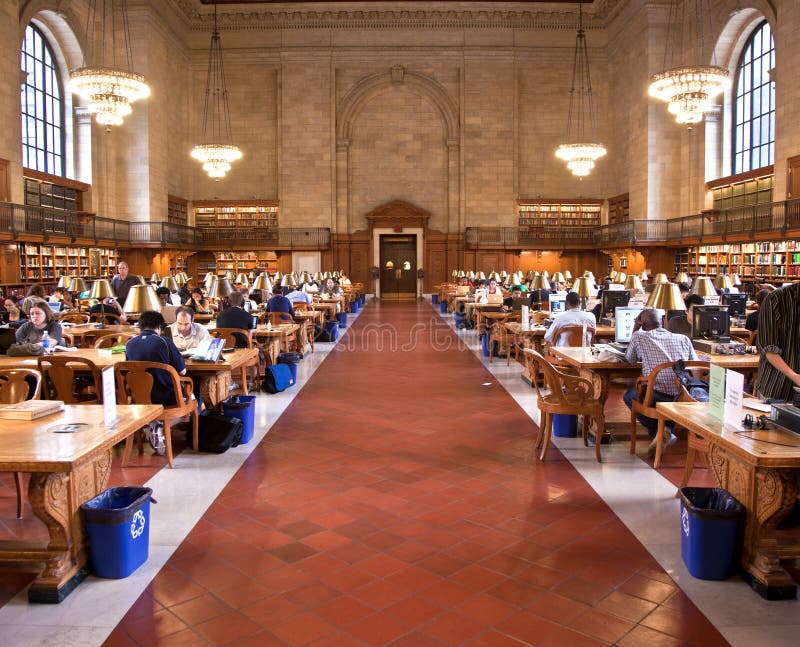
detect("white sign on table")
[102,366,117,426]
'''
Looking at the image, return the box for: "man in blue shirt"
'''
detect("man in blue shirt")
[125,310,186,406]
[266,289,296,318]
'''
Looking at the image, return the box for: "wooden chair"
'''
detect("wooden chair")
[89,312,125,325]
[524,349,606,461]
[547,324,594,348]
[61,331,75,348]
[37,355,103,404]
[0,368,42,519]
[60,312,90,324]
[93,332,136,348]
[114,361,199,469]
[629,360,709,468]
[487,313,519,365]
[209,327,252,349]
[293,302,311,312]
[79,328,120,349]
[266,311,295,326]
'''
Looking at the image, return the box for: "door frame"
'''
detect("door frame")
[372,228,423,299]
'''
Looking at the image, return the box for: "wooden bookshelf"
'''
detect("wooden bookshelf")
[214,251,276,275]
[518,198,602,228]
[167,195,188,225]
[685,241,800,282]
[707,167,774,211]
[17,243,117,283]
[608,193,630,224]
[23,169,88,212]
[193,200,279,229]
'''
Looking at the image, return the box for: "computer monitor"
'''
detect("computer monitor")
[614,307,644,343]
[548,293,567,314]
[600,290,630,318]
[691,305,731,340]
[722,293,747,317]
[252,314,259,329]
[511,295,532,311]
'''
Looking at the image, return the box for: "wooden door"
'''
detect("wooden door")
[380,236,417,299]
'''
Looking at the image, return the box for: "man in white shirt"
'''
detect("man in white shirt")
[168,306,211,351]
[543,291,596,347]
[286,284,313,304]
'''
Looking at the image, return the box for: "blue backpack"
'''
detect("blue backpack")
[262,363,295,393]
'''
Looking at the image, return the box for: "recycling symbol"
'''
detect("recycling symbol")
[681,507,690,537]
[130,509,146,539]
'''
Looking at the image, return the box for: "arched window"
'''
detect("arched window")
[733,21,775,174]
[20,24,64,176]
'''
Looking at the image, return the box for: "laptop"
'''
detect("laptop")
[161,305,179,324]
[186,337,224,362]
[486,292,503,305]
[610,306,644,352]
[511,295,532,311]
[548,293,567,314]
[48,302,62,313]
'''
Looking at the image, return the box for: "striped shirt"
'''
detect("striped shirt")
[757,283,800,401]
[625,327,697,396]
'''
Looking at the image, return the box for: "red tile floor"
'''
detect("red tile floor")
[2,301,730,645]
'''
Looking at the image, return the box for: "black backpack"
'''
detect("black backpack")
[186,411,243,453]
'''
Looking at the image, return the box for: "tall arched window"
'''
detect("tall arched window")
[733,21,775,174]
[20,24,64,176]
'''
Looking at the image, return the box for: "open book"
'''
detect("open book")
[0,400,65,420]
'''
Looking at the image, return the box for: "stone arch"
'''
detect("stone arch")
[334,66,461,236]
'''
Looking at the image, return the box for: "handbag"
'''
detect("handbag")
[186,411,243,453]
[6,342,44,357]
[262,363,294,393]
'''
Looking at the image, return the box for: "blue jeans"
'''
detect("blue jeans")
[623,387,675,438]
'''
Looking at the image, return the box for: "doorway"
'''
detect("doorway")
[380,235,417,299]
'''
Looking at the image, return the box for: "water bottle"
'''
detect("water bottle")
[41,331,51,353]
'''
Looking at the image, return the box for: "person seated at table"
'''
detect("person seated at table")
[47,287,67,308]
[321,278,342,297]
[678,283,691,301]
[125,310,186,405]
[543,292,595,347]
[239,287,258,312]
[745,289,769,332]
[155,286,172,308]
[502,286,523,311]
[15,299,63,347]
[168,306,211,351]
[21,284,46,315]
[3,298,25,324]
[623,308,698,457]
[479,278,504,304]
[185,287,211,314]
[216,292,254,347]
[286,282,313,305]
[666,294,703,338]
[89,296,127,324]
[266,289,296,319]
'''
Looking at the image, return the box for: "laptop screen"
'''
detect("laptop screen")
[615,307,644,343]
[511,295,531,311]
[548,293,567,314]
[48,302,62,313]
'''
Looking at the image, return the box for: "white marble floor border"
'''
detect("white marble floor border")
[0,303,367,647]
[436,302,799,647]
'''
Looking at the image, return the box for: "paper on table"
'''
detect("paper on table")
[743,399,772,413]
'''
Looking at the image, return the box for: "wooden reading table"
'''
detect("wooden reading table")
[0,404,163,602]
[657,401,800,600]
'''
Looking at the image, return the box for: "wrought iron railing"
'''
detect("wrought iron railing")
[198,227,330,248]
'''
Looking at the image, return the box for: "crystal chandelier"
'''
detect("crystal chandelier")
[555,5,606,177]
[191,4,242,178]
[68,1,150,127]
[648,0,730,125]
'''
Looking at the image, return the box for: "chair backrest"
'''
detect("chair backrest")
[524,349,595,409]
[61,313,90,324]
[267,311,294,326]
[93,332,136,349]
[0,368,42,403]
[209,327,252,349]
[642,360,710,404]
[89,312,124,325]
[553,324,594,347]
[293,302,310,312]
[37,355,103,404]
[81,329,120,349]
[114,360,182,406]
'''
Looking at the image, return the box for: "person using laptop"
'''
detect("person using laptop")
[168,306,210,351]
[622,308,697,457]
[88,296,127,323]
[502,285,523,311]
[266,288,296,319]
[216,291,255,348]
[666,294,703,338]
[543,292,595,347]
[185,287,212,314]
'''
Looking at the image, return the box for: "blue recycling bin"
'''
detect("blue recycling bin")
[454,312,466,327]
[481,333,498,357]
[81,487,154,579]
[223,395,257,444]
[439,301,447,314]
[325,320,339,341]
[679,487,743,580]
[277,352,301,384]
[552,414,578,437]
[336,312,348,328]
[431,294,439,305]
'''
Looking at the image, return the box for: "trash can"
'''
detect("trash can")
[454,311,466,327]
[439,301,447,314]
[552,414,578,437]
[481,333,497,357]
[325,320,339,341]
[431,294,439,305]
[277,351,301,384]
[223,395,257,444]
[336,312,348,328]
[81,487,154,579]
[679,487,743,580]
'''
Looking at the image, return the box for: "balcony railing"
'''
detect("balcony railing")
[130,221,199,245]
[0,202,131,242]
[198,227,330,248]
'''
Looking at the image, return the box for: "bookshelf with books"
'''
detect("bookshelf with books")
[518,199,602,228]
[18,244,117,283]
[707,168,774,211]
[193,200,279,230]
[214,251,276,275]
[23,169,89,212]
[686,241,800,282]
[673,248,689,276]
[167,195,188,225]
[608,193,630,224]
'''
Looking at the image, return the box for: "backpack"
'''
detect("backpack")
[187,411,243,453]
[262,363,295,393]
[672,360,710,402]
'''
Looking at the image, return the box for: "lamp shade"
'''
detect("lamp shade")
[314,272,323,281]
[571,276,598,298]
[615,272,627,284]
[204,273,217,290]
[89,279,115,300]
[675,272,690,284]
[174,272,187,285]
[715,275,732,291]
[731,273,742,286]
[208,278,234,299]
[639,271,649,281]
[530,275,550,291]
[646,282,686,310]
[56,275,71,289]
[563,270,573,280]
[123,284,161,313]
[150,273,161,284]
[552,272,565,284]
[541,270,550,280]
[689,277,717,297]
[235,273,249,286]
[624,275,643,291]
[477,271,486,280]
[279,274,292,287]
[609,270,618,280]
[224,271,234,281]
[251,273,271,292]
[160,277,179,292]
[68,277,88,293]
[274,271,282,281]
[652,273,669,285]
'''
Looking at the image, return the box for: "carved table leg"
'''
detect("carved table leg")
[26,448,113,603]
[581,370,612,448]
[200,370,232,410]
[709,444,798,600]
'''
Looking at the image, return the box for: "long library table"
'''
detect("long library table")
[0,404,163,603]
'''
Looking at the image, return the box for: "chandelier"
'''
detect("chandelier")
[555,5,606,177]
[648,0,730,125]
[68,1,150,127]
[191,4,242,178]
